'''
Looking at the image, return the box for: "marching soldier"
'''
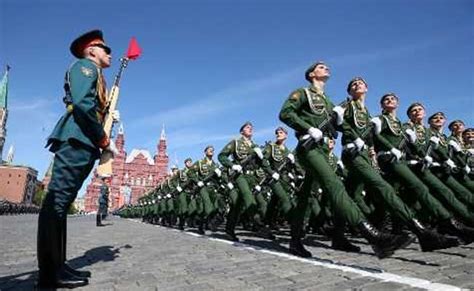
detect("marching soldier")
[262,127,295,229]
[427,112,474,207]
[96,175,110,227]
[447,120,474,191]
[190,145,225,233]
[279,61,413,259]
[371,93,473,243]
[218,122,274,241]
[341,78,457,252]
[37,30,119,288]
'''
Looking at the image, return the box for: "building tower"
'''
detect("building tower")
[0,65,10,162]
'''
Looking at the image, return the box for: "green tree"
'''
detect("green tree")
[33,189,46,206]
[68,203,78,215]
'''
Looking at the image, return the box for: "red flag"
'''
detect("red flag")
[126,37,142,60]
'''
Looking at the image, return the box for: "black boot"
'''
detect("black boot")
[289,237,312,258]
[358,221,414,259]
[60,218,91,278]
[254,214,275,240]
[178,216,185,230]
[438,218,474,245]
[331,229,361,253]
[96,214,104,226]
[225,227,239,242]
[197,218,205,235]
[37,212,89,289]
[410,219,459,252]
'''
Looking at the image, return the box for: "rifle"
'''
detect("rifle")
[421,140,436,172]
[300,98,350,151]
[97,58,129,176]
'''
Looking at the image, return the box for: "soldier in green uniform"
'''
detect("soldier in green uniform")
[96,175,110,226]
[279,62,413,259]
[341,78,458,252]
[175,158,193,230]
[218,122,274,241]
[37,30,119,288]
[463,128,474,180]
[448,120,474,185]
[371,94,473,243]
[190,145,225,233]
[426,112,474,207]
[262,127,296,230]
[404,104,474,222]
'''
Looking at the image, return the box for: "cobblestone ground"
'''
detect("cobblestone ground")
[1,215,473,290]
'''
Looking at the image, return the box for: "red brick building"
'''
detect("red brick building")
[0,164,39,203]
[84,124,169,212]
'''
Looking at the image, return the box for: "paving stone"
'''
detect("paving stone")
[0,215,472,290]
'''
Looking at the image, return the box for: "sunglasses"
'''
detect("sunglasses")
[91,43,111,55]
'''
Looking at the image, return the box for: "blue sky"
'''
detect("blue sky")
[1,0,473,197]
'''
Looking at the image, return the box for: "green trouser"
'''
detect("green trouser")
[344,177,374,217]
[292,146,365,239]
[342,151,415,225]
[159,200,166,215]
[38,141,98,279]
[188,196,198,217]
[197,196,204,216]
[177,192,188,216]
[199,187,216,217]
[226,174,258,231]
[381,161,452,221]
[166,199,174,214]
[265,180,293,222]
[254,191,268,218]
[413,168,473,223]
[454,173,474,193]
[432,169,474,209]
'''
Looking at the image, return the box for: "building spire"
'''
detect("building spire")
[160,124,166,140]
[5,144,14,164]
[0,65,10,109]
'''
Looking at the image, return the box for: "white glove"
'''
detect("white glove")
[158,195,162,200]
[290,182,296,188]
[405,128,417,144]
[232,164,243,173]
[308,127,323,142]
[214,168,222,177]
[166,194,172,198]
[288,173,295,180]
[111,110,120,122]
[448,140,462,152]
[464,165,471,175]
[176,186,183,193]
[468,149,474,156]
[371,117,382,135]
[272,172,280,180]
[429,136,440,146]
[333,106,345,126]
[337,160,345,170]
[390,148,402,161]
[287,153,295,164]
[318,188,323,194]
[445,159,456,169]
[253,147,264,159]
[297,175,304,180]
[104,139,119,156]
[197,181,204,187]
[227,182,234,190]
[254,185,262,192]
[424,156,433,167]
[354,138,365,151]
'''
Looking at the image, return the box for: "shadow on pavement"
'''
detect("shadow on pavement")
[0,244,132,290]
